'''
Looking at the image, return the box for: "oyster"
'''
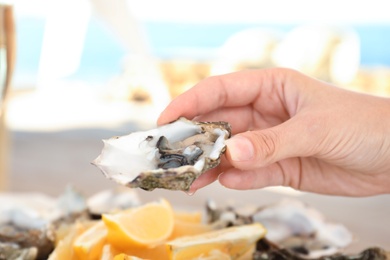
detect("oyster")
[253,238,390,260]
[0,187,89,260]
[93,117,231,191]
[251,199,353,258]
[206,199,354,259]
[87,189,141,218]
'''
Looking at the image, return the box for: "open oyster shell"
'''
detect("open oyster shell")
[206,199,355,259]
[93,117,231,191]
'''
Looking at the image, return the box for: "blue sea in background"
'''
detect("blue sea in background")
[14,17,390,87]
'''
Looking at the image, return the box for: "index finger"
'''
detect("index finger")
[157,69,282,125]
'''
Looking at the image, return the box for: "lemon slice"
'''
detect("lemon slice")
[173,211,202,223]
[113,253,146,260]
[73,221,107,259]
[170,219,214,240]
[166,223,266,260]
[103,199,174,248]
[48,221,94,260]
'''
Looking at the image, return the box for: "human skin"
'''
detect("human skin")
[157,68,390,196]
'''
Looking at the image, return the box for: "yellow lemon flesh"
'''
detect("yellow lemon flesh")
[103,199,174,249]
[166,223,266,260]
[73,221,107,259]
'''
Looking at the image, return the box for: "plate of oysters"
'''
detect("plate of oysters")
[1,118,389,260]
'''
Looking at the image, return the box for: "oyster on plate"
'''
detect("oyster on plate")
[206,199,356,259]
[93,117,231,191]
[0,187,87,260]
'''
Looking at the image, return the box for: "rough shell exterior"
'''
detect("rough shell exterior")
[93,118,231,191]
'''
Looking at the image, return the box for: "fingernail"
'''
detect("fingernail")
[185,190,196,196]
[186,186,197,196]
[217,172,228,188]
[225,135,254,161]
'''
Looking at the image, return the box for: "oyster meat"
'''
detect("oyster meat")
[93,117,231,191]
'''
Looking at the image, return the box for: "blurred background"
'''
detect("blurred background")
[1,0,390,251]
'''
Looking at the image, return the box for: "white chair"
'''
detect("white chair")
[36,0,171,111]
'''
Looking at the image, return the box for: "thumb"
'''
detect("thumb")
[225,121,310,170]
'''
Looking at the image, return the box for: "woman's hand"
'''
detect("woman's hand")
[158,68,390,196]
